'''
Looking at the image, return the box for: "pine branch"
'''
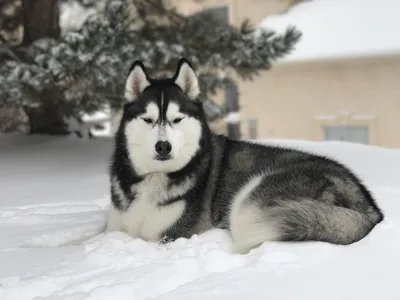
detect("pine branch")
[0,0,302,126]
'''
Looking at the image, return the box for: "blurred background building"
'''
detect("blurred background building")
[168,0,400,148]
[1,0,399,149]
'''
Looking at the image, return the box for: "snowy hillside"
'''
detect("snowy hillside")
[260,0,400,62]
[0,135,399,299]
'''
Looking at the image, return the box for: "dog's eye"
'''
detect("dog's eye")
[173,117,184,124]
[141,118,153,124]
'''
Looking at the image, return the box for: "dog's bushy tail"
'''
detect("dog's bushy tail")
[231,199,383,254]
[273,199,383,245]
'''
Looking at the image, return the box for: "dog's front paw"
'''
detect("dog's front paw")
[159,235,175,245]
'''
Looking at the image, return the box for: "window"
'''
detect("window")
[323,125,369,144]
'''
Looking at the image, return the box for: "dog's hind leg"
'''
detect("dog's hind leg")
[229,175,281,254]
[230,202,281,254]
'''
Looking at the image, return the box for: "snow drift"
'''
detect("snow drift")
[0,135,399,300]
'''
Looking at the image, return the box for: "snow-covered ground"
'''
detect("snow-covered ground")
[0,135,399,300]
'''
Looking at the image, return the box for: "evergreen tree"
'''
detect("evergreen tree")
[0,0,301,134]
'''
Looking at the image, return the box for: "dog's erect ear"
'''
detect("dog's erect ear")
[124,61,151,102]
[173,58,200,101]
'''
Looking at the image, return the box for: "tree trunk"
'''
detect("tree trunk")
[25,105,69,135]
[22,0,60,45]
[20,0,68,135]
[24,88,70,135]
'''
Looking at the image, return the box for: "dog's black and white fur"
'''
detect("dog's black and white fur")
[107,58,384,254]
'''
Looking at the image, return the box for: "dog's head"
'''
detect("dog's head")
[118,58,209,175]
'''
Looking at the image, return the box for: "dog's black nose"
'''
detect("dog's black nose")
[155,141,172,156]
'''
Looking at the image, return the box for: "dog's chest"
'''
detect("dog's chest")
[121,173,188,241]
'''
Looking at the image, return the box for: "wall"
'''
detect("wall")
[237,55,400,148]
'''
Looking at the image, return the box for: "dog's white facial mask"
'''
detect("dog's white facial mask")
[122,60,203,175]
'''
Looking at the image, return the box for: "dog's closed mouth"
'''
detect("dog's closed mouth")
[155,155,171,161]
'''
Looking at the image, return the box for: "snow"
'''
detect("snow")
[74,108,113,138]
[314,114,338,121]
[1,134,400,299]
[81,110,110,124]
[351,114,377,120]
[260,0,400,62]
[223,112,240,124]
[60,1,98,34]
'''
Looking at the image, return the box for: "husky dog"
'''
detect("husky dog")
[107,58,384,254]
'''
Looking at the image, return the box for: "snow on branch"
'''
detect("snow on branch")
[0,0,301,126]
